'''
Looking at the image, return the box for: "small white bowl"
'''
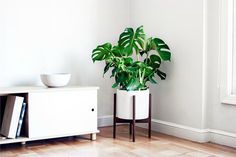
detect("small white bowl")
[40,73,71,88]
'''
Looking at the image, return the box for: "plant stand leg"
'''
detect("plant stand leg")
[148,94,152,138]
[132,95,135,142]
[113,93,116,139]
[129,123,132,135]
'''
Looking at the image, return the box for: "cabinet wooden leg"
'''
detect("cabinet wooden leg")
[21,141,26,145]
[91,133,96,141]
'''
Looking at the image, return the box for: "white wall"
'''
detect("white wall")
[206,0,236,133]
[0,0,130,116]
[130,0,236,147]
[130,0,205,129]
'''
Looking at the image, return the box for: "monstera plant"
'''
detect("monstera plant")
[92,26,171,120]
[92,26,171,91]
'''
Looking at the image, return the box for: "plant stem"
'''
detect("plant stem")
[141,68,145,84]
[139,69,142,84]
[136,52,142,84]
[142,53,149,83]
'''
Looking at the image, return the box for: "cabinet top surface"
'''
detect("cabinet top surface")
[0,86,99,94]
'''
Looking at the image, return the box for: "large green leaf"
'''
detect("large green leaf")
[149,77,157,84]
[92,43,112,62]
[144,37,156,52]
[153,38,165,45]
[153,38,171,61]
[150,55,161,69]
[140,37,153,56]
[126,78,141,91]
[158,50,171,61]
[118,26,146,55]
[144,55,161,70]
[133,61,146,69]
[125,66,138,73]
[110,68,118,78]
[111,46,125,57]
[123,57,133,65]
[116,72,127,84]
[156,69,166,80]
[144,66,153,77]
[103,62,113,75]
[112,82,119,88]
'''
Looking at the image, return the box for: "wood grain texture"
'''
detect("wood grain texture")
[0,125,235,157]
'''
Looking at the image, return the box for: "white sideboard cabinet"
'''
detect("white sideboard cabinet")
[0,86,99,145]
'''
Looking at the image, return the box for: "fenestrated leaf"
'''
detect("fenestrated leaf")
[150,55,161,63]
[158,51,171,61]
[112,82,119,88]
[123,57,133,65]
[153,38,171,61]
[157,44,170,50]
[92,43,112,62]
[156,69,166,80]
[112,46,125,57]
[126,78,141,91]
[110,68,118,78]
[118,26,146,56]
[144,37,155,53]
[149,77,157,84]
[153,38,165,45]
[103,62,112,76]
[126,66,138,73]
[144,67,153,77]
[116,72,127,84]
[144,55,161,70]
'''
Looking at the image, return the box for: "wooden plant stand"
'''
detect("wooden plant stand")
[113,93,152,142]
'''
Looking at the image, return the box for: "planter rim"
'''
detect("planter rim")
[117,88,149,92]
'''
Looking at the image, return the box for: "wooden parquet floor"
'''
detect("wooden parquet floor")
[0,125,236,157]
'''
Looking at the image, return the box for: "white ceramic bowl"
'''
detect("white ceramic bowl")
[40,73,71,88]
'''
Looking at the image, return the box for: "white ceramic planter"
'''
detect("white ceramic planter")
[116,89,149,120]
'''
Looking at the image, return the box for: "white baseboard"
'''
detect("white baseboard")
[97,115,236,148]
[209,129,236,148]
[146,119,210,143]
[98,115,113,127]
